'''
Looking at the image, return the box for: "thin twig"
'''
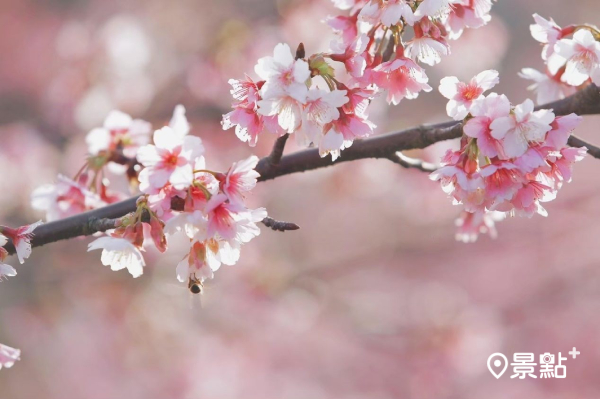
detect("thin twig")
[388,152,438,172]
[568,134,600,158]
[261,217,300,232]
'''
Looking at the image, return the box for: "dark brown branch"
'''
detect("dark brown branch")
[388,152,438,172]
[266,134,290,166]
[6,84,600,256]
[261,217,300,232]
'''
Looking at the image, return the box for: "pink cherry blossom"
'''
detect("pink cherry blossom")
[359,0,416,27]
[510,180,554,218]
[405,18,450,66]
[490,99,555,158]
[550,29,600,86]
[219,155,261,206]
[544,113,582,149]
[519,67,576,104]
[530,14,564,60]
[326,14,359,45]
[0,343,20,370]
[255,43,310,103]
[445,0,492,39]
[319,108,375,160]
[137,126,204,192]
[463,93,511,158]
[454,210,503,243]
[87,236,146,278]
[1,220,43,264]
[414,0,452,18]
[85,110,152,158]
[330,34,369,78]
[176,241,218,284]
[222,76,285,146]
[480,161,525,207]
[31,174,106,221]
[297,89,349,146]
[373,55,433,105]
[439,69,499,120]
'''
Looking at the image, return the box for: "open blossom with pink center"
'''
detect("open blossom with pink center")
[218,155,261,206]
[31,174,106,221]
[87,236,146,278]
[359,0,416,27]
[1,221,43,264]
[222,76,285,147]
[490,99,555,159]
[373,55,433,105]
[137,126,204,192]
[519,68,576,104]
[545,113,582,149]
[255,43,310,104]
[439,69,499,120]
[0,343,20,370]
[405,18,450,66]
[297,89,349,146]
[455,210,504,243]
[319,108,375,160]
[445,0,492,39]
[85,110,152,158]
[549,29,600,86]
[463,93,511,158]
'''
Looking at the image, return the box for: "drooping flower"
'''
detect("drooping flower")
[319,108,375,160]
[0,344,20,370]
[454,210,504,243]
[530,14,564,60]
[490,99,555,158]
[1,221,43,264]
[359,0,416,27]
[373,55,433,105]
[439,69,499,120]
[406,18,450,66]
[87,236,146,278]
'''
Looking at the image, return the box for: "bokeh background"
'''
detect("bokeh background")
[1,0,600,398]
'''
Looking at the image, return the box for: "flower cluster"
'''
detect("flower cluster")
[432,70,587,242]
[86,107,266,292]
[520,14,600,104]
[223,0,495,159]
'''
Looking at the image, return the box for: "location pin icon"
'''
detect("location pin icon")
[487,353,508,379]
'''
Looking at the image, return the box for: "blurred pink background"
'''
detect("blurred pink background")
[1,0,600,398]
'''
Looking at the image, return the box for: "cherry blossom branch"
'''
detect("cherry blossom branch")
[5,84,600,256]
[256,84,600,181]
